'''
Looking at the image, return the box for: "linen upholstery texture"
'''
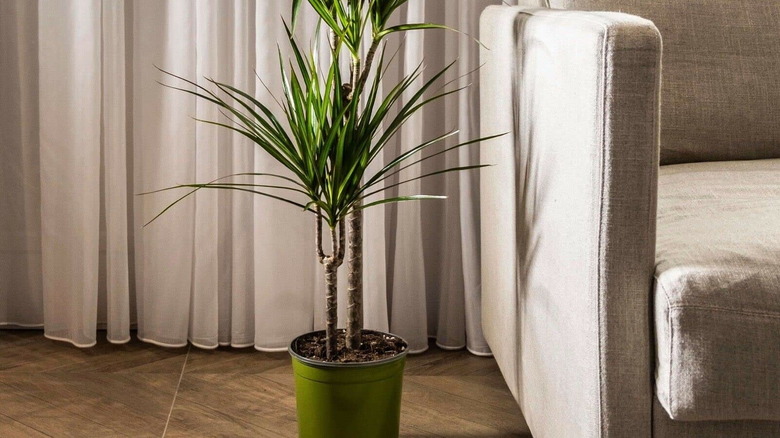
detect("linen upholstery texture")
[653,397,780,437]
[551,0,780,165]
[655,159,780,422]
[480,7,522,404]
[480,6,660,437]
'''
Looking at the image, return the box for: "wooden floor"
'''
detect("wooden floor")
[0,330,530,437]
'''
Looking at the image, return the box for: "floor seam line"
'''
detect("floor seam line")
[0,410,54,437]
[162,344,190,437]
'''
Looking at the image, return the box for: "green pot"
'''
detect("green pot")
[288,330,408,438]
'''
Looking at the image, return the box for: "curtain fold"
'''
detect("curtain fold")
[102,0,132,344]
[39,0,102,346]
[0,0,505,355]
[0,0,43,329]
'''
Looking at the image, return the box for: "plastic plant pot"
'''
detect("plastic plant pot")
[288,330,408,438]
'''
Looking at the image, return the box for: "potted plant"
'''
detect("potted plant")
[144,1,500,437]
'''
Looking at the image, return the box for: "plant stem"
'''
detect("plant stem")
[355,39,381,95]
[348,58,360,102]
[315,208,326,263]
[346,205,363,349]
[342,38,381,353]
[324,226,338,359]
[318,213,345,360]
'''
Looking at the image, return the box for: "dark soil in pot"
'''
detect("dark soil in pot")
[291,329,407,363]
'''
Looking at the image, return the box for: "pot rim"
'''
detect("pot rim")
[288,329,409,368]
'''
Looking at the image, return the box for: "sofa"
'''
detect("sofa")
[479,1,780,437]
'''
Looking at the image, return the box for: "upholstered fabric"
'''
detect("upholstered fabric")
[654,159,780,422]
[479,7,523,406]
[652,398,780,438]
[551,0,780,165]
[653,397,780,437]
[480,6,661,437]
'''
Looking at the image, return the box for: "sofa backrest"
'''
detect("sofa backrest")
[549,0,780,165]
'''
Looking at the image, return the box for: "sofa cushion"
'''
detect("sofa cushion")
[654,159,780,421]
[550,0,780,165]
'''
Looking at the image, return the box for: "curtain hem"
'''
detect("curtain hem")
[44,333,97,348]
[0,322,45,328]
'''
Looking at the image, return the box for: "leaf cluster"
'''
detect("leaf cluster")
[145,0,501,229]
[292,0,447,58]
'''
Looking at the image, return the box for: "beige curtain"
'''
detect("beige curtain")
[0,0,504,354]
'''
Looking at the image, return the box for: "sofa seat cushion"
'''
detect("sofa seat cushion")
[654,159,780,421]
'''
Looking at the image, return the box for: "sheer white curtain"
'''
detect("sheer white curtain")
[0,0,504,355]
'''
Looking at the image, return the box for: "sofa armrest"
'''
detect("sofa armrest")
[480,6,661,438]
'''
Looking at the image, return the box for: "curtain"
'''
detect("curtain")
[0,0,504,355]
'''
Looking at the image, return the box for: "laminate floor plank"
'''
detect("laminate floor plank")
[402,377,526,436]
[0,373,178,436]
[167,373,299,436]
[0,331,530,437]
[404,346,502,377]
[0,412,52,438]
[184,347,290,375]
[0,331,187,374]
[164,396,290,438]
[412,375,525,414]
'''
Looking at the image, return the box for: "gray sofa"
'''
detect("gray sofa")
[479,2,780,437]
